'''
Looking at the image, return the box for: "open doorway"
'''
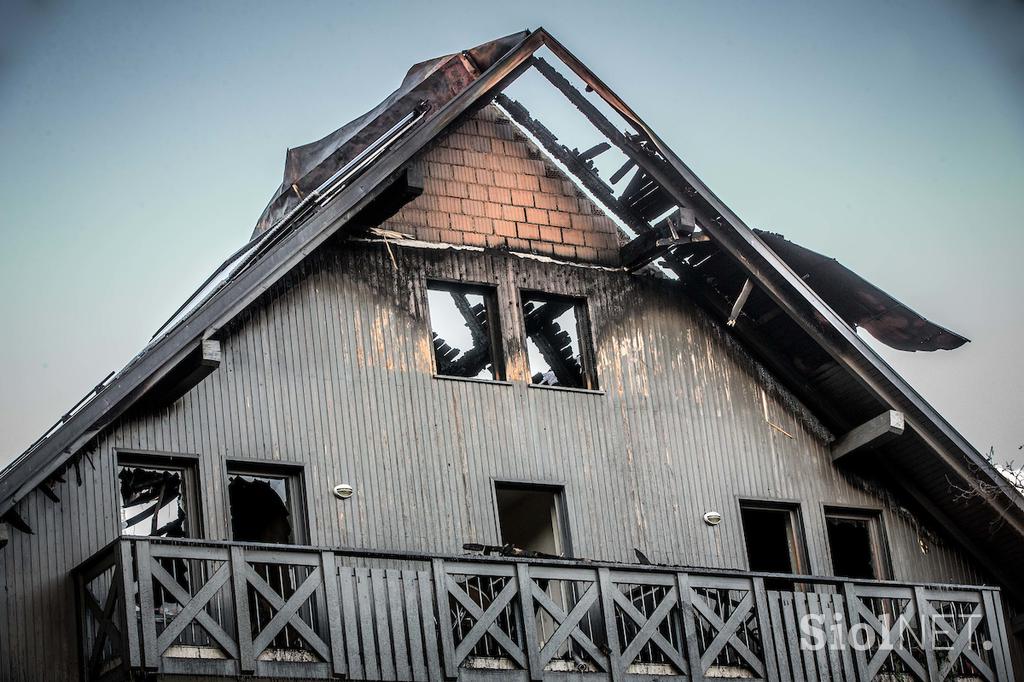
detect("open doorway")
[739,501,807,591]
[494,483,568,557]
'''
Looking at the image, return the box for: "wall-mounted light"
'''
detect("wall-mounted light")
[333,484,354,500]
[703,511,722,526]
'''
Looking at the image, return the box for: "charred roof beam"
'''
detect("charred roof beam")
[620,208,702,272]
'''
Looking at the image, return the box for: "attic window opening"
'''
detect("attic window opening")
[427,281,504,381]
[521,292,597,390]
[825,508,890,580]
[117,454,199,538]
[227,463,306,545]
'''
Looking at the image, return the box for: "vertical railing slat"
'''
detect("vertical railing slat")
[340,567,365,680]
[321,551,347,677]
[403,570,428,681]
[418,568,443,682]
[753,577,780,682]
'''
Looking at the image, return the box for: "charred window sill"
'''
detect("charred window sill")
[528,383,605,396]
[433,374,513,387]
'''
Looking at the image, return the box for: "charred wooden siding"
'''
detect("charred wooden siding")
[0,240,1003,680]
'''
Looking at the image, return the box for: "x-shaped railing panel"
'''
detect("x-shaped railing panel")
[610,584,688,673]
[849,595,926,680]
[922,600,994,682]
[529,579,608,671]
[447,574,527,667]
[242,562,328,659]
[149,560,238,657]
[690,589,764,676]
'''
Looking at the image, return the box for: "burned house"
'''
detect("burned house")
[1,28,1022,682]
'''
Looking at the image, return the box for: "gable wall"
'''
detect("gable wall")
[0,240,999,680]
[382,105,622,265]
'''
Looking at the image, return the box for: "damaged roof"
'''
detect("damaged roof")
[1,27,1021,601]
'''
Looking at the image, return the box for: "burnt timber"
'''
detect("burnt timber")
[1,28,1022,682]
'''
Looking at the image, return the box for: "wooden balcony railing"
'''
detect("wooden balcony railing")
[75,537,1016,681]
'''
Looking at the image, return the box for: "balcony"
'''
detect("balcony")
[76,537,1015,681]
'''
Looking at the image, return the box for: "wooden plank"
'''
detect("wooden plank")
[831,410,905,462]
[229,545,255,675]
[117,540,141,669]
[320,552,346,676]
[779,592,805,682]
[806,593,829,680]
[515,562,543,680]
[388,569,411,681]
[418,569,443,682]
[766,591,792,682]
[818,593,842,681]
[403,571,427,681]
[357,568,381,680]
[135,540,160,671]
[831,593,856,682]
[432,560,458,679]
[340,567,365,680]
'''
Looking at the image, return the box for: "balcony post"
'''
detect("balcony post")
[229,545,256,674]
[514,562,543,680]
[913,586,939,681]
[135,539,159,670]
[982,589,1015,682]
[597,567,623,682]
[674,571,704,682]
[116,539,141,669]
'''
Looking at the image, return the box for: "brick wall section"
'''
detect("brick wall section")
[381,105,623,266]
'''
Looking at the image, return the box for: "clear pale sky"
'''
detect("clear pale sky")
[1,0,1021,468]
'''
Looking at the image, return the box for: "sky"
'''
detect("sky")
[0,0,1022,468]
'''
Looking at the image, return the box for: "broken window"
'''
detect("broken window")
[825,509,890,580]
[521,293,597,389]
[227,463,306,544]
[739,501,807,591]
[118,455,198,538]
[427,281,504,380]
[494,483,568,557]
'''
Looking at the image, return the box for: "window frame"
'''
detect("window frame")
[425,278,506,382]
[737,498,809,575]
[224,459,309,545]
[114,449,203,539]
[491,479,573,558]
[518,290,599,391]
[823,506,892,580]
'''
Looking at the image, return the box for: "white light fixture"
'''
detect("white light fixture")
[703,511,722,526]
[333,484,354,500]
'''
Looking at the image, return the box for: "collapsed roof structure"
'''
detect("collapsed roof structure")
[1,28,1020,606]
